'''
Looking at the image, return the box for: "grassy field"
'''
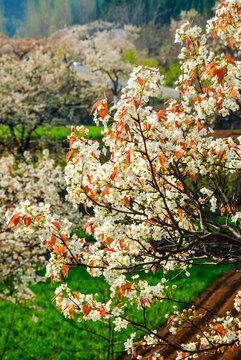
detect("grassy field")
[0,263,231,360]
[0,125,105,141]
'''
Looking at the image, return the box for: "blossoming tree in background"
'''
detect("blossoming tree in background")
[8,1,241,358]
[49,22,139,102]
[0,38,97,156]
[0,150,80,303]
[79,26,138,102]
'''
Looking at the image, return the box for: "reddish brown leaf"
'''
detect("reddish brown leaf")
[104,248,117,253]
[175,151,183,160]
[133,99,140,110]
[24,217,32,227]
[126,150,131,164]
[6,211,21,229]
[137,77,144,86]
[52,221,61,230]
[178,208,183,222]
[224,56,236,65]
[119,239,124,249]
[110,169,117,180]
[55,245,65,255]
[119,110,127,120]
[186,37,191,49]
[91,152,99,161]
[61,233,69,243]
[62,265,69,277]
[98,108,107,120]
[152,165,157,175]
[82,303,92,316]
[66,150,73,163]
[190,172,197,182]
[159,153,167,171]
[90,100,102,114]
[72,291,80,300]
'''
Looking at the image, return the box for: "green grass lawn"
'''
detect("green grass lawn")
[0,263,231,360]
[0,125,105,141]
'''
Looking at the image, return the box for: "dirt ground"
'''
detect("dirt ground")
[119,267,241,360]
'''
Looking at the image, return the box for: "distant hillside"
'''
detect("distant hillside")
[1,0,216,38]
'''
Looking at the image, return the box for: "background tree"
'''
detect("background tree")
[0,150,81,303]
[0,38,98,156]
[49,23,139,103]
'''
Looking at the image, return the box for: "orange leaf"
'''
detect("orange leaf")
[159,153,167,171]
[178,208,183,222]
[186,37,191,49]
[134,99,140,110]
[91,152,99,161]
[72,291,80,300]
[82,303,92,316]
[216,68,226,84]
[62,264,69,277]
[119,110,127,120]
[84,201,89,214]
[6,211,21,229]
[177,182,184,189]
[51,275,55,285]
[118,290,122,301]
[55,245,65,255]
[123,196,130,207]
[24,217,32,227]
[184,119,193,125]
[197,121,202,132]
[98,108,107,120]
[126,150,131,164]
[90,100,102,114]
[106,237,113,246]
[47,234,56,250]
[66,150,73,163]
[157,110,167,120]
[219,150,226,162]
[190,172,196,182]
[104,248,117,253]
[97,308,106,317]
[184,167,189,176]
[230,37,234,49]
[175,151,183,160]
[52,221,61,230]
[61,233,69,243]
[167,315,174,325]
[137,77,144,86]
[69,308,74,319]
[224,56,236,65]
[119,239,124,249]
[110,169,117,180]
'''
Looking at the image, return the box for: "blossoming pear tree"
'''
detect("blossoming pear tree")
[0,150,80,303]
[7,1,241,358]
[80,27,137,102]
[0,41,97,156]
